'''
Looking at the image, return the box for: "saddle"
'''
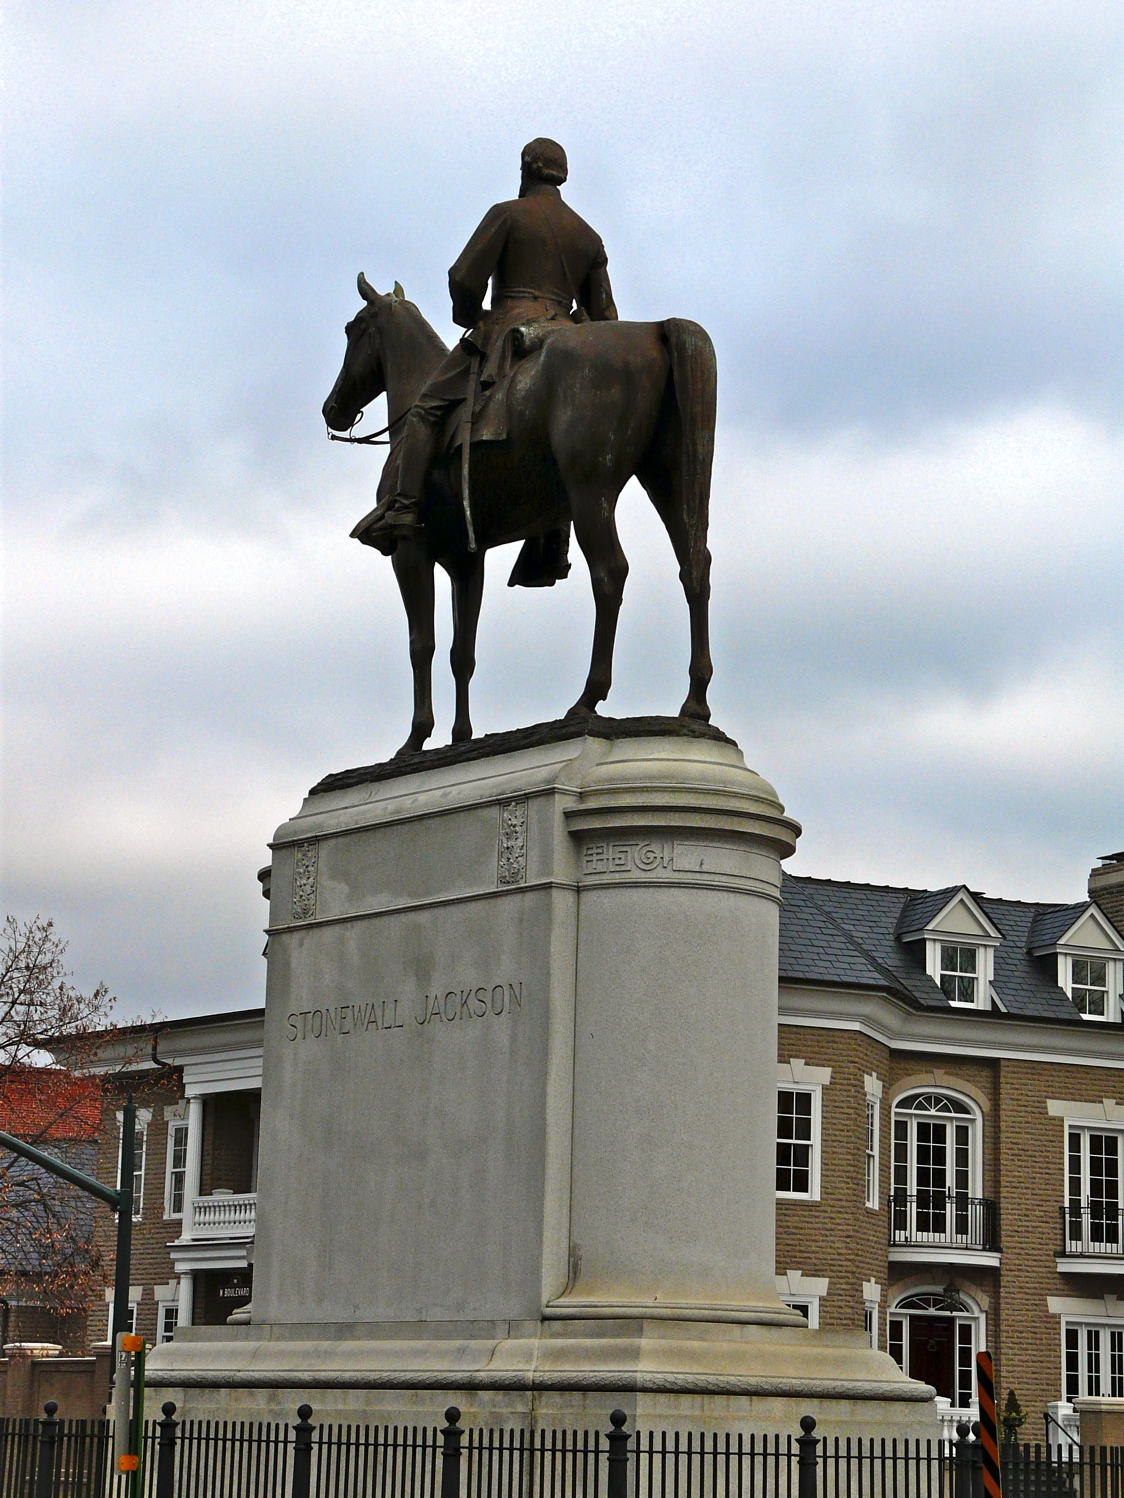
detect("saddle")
[437,320,571,457]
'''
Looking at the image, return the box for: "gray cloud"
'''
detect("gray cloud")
[2,0,1121,1015]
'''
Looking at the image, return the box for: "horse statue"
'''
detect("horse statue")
[323,277,716,757]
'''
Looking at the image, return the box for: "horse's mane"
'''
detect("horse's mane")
[399,298,450,359]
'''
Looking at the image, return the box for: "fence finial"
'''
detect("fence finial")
[607,1409,630,1498]
[292,1405,315,1498]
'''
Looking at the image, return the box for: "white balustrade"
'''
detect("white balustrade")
[189,1191,256,1239]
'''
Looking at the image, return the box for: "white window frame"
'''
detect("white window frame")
[922,937,997,1011]
[1061,1318,1124,1399]
[157,1301,179,1344]
[1057,953,1121,1024]
[865,1074,882,1210]
[776,1085,823,1201]
[782,1297,819,1328]
[937,944,981,1007]
[776,1063,830,1202]
[891,1089,983,1201]
[165,1121,189,1219]
[115,1109,151,1221]
[105,1300,139,1339]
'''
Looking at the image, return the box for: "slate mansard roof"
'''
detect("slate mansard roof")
[779,875,1118,1024]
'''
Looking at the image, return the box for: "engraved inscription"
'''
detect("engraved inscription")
[498,800,528,886]
[285,982,524,1042]
[292,842,319,921]
[582,840,674,875]
[415,981,523,1027]
[580,840,744,878]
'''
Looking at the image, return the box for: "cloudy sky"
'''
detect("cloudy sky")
[3,0,1121,1020]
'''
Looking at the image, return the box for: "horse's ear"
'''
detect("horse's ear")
[393,281,405,301]
[357,272,380,304]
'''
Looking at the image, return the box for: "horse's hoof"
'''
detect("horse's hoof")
[564,700,596,721]
[393,729,432,758]
[451,724,473,744]
[678,698,711,723]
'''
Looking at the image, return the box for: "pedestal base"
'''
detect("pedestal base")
[147,721,935,1438]
[145,1316,936,1437]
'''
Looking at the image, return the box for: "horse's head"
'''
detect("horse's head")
[322,275,402,432]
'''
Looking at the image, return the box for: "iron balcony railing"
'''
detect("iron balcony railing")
[889,1193,1000,1252]
[1060,1203,1124,1256]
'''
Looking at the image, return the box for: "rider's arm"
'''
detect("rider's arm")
[448,204,509,328]
[580,240,618,322]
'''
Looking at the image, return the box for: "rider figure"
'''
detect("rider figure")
[376,138,618,539]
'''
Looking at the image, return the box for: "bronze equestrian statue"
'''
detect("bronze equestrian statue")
[323,138,716,756]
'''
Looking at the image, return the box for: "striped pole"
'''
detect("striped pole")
[976,1350,1001,1498]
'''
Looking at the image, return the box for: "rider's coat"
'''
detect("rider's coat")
[449,181,618,388]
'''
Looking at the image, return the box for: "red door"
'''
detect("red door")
[909,1316,954,1398]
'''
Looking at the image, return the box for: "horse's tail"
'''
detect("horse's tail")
[661,318,717,593]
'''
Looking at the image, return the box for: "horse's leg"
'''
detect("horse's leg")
[391,536,436,755]
[448,549,485,743]
[636,457,713,721]
[565,491,628,718]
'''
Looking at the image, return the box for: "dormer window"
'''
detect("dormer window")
[1028,902,1124,1024]
[1072,960,1109,1019]
[896,887,1003,1011]
[939,946,979,1007]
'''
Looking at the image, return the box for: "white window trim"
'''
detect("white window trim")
[1056,953,1122,1024]
[155,1281,181,1345]
[115,1109,151,1221]
[165,1121,189,1220]
[925,940,997,1011]
[776,1069,826,1202]
[1059,1315,1124,1400]
[103,1288,141,1342]
[864,1279,882,1349]
[777,1270,828,1329]
[865,1074,883,1210]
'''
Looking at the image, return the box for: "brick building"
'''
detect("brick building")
[775,850,1124,1436]
[84,1009,262,1348]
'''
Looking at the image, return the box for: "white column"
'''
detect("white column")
[177,1272,194,1329]
[183,1095,204,1238]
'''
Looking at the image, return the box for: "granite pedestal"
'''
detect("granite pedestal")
[147,719,935,1435]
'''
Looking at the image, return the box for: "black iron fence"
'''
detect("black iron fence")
[2,1403,1120,1498]
[889,1194,1000,1252]
[1060,1204,1124,1257]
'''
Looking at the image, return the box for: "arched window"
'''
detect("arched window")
[891,1091,990,1247]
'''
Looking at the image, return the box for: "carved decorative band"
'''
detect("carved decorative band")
[497,800,528,886]
[292,842,319,922]
[145,1368,933,1400]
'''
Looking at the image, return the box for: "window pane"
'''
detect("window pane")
[889,1318,905,1372]
[956,1323,974,1408]
[777,1091,814,1194]
[1087,1327,1102,1396]
[1065,1326,1080,1400]
[1112,1330,1124,1399]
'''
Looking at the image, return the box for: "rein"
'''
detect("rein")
[326,410,408,446]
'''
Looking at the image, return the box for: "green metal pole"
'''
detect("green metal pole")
[110,1099,135,1351]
